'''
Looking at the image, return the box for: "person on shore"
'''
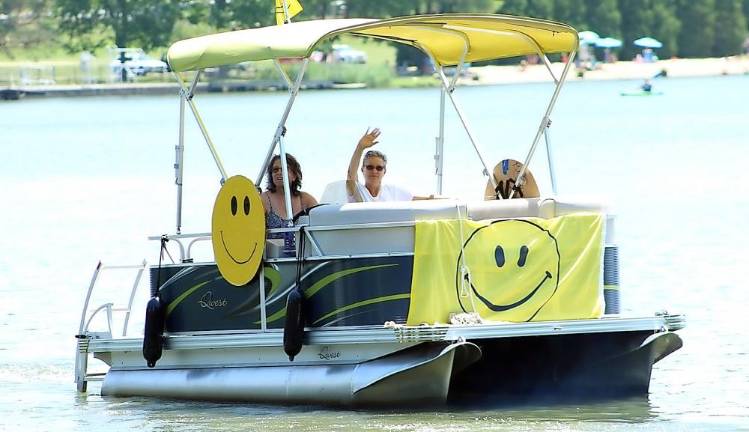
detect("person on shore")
[262,153,318,252]
[346,128,413,202]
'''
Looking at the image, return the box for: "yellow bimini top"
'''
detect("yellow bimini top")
[167,14,578,72]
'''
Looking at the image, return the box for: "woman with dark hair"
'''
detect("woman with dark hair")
[261,153,317,254]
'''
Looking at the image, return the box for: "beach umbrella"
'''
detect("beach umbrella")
[633,37,663,49]
[578,30,600,44]
[595,37,622,48]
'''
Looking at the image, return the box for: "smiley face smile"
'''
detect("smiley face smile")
[470,271,552,312]
[220,231,258,265]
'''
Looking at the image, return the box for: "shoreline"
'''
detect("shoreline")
[464,56,749,85]
[2,56,747,100]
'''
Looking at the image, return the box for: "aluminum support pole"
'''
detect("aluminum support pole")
[510,51,576,198]
[121,260,147,336]
[259,266,267,331]
[273,59,293,89]
[436,31,468,195]
[175,71,228,182]
[543,122,558,195]
[539,54,560,85]
[256,59,309,185]
[278,132,294,221]
[415,25,494,189]
[282,0,290,23]
[175,92,185,234]
[78,261,102,335]
[435,88,446,194]
[400,26,469,194]
[175,74,201,234]
[433,61,496,190]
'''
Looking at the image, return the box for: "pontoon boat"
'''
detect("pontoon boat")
[75,14,684,406]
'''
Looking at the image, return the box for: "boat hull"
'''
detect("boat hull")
[101,341,481,406]
[93,322,683,406]
[449,330,682,403]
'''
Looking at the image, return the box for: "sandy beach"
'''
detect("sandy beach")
[464,56,749,85]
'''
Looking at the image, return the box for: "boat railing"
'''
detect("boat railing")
[75,259,147,392]
[77,260,148,338]
[148,232,210,263]
[147,195,611,264]
[148,228,307,263]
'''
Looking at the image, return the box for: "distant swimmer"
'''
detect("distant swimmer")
[641,79,653,93]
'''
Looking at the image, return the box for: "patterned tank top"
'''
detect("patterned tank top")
[266,194,298,254]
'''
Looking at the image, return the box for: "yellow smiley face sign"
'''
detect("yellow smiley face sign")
[456,219,560,321]
[211,175,265,286]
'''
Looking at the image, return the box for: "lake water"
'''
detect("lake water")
[1,74,748,431]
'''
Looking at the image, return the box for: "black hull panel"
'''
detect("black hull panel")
[153,256,413,333]
[449,331,683,403]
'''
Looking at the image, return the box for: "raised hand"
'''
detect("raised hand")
[357,127,381,149]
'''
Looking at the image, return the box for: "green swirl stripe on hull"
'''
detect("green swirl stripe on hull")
[313,294,411,325]
[264,266,282,296]
[166,281,210,316]
[261,264,398,325]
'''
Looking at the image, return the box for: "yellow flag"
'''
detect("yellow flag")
[275,0,303,25]
[408,213,605,325]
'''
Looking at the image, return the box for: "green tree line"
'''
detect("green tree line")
[1,0,748,59]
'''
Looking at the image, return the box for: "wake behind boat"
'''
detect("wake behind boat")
[74,13,684,407]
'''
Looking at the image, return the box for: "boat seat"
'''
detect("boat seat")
[303,200,467,255]
[307,199,467,226]
[466,196,608,220]
[467,198,552,220]
[548,196,609,216]
[319,180,349,204]
[300,196,608,256]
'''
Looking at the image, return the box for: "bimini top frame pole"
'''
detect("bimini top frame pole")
[171,59,308,228]
[432,58,497,191]
[510,50,576,198]
[165,14,579,204]
[174,71,228,183]
[422,26,576,198]
[256,59,309,221]
[174,73,199,235]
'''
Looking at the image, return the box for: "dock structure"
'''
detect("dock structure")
[1,82,183,99]
[0,80,357,100]
[0,87,27,100]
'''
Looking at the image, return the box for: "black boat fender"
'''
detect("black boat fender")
[143,234,168,368]
[283,226,307,361]
[142,295,165,367]
[283,287,305,361]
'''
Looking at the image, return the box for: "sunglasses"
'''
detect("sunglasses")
[365,165,385,172]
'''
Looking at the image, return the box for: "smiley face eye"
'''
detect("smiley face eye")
[518,245,529,267]
[231,196,238,216]
[243,196,250,215]
[494,245,505,267]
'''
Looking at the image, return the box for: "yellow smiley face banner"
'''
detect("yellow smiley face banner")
[407,213,604,325]
[211,175,265,286]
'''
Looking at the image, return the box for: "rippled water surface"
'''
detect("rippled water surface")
[1,75,748,431]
